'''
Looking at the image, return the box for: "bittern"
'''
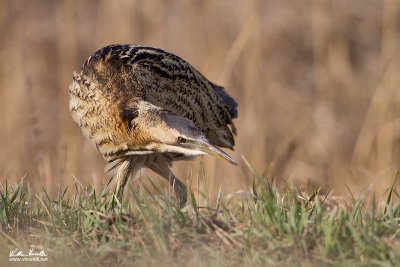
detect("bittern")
[69,44,237,206]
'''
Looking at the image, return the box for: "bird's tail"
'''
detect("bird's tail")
[211,83,238,119]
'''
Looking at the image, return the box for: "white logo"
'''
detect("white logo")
[9,248,48,262]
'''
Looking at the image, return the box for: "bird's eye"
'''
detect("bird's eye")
[178,137,187,143]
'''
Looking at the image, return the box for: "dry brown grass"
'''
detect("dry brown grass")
[1,0,400,201]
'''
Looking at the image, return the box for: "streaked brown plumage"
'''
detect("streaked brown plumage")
[69,44,238,206]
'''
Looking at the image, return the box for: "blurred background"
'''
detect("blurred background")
[1,0,400,200]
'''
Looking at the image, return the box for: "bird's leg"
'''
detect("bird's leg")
[113,158,133,202]
[146,162,187,207]
[116,171,129,202]
[171,177,187,208]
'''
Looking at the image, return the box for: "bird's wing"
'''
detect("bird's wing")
[129,46,237,148]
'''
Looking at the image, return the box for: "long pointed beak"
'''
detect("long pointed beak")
[192,138,237,165]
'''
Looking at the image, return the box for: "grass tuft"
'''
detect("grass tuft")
[0,171,400,266]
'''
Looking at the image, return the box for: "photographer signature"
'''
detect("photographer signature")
[9,249,47,257]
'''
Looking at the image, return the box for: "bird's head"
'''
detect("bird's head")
[143,113,237,165]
